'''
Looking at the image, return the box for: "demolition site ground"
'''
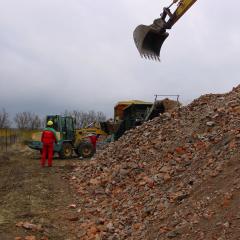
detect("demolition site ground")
[0,151,82,240]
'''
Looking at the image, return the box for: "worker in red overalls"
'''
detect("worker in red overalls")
[41,120,58,167]
[88,134,98,152]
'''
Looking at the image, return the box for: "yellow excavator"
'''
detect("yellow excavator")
[133,0,197,60]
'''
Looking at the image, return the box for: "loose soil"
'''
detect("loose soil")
[0,152,81,240]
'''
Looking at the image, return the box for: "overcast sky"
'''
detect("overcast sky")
[0,0,240,118]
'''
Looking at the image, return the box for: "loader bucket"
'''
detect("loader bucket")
[133,24,169,61]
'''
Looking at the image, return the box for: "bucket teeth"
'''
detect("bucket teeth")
[140,52,160,61]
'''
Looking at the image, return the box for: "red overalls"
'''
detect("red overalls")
[89,135,97,151]
[41,129,57,167]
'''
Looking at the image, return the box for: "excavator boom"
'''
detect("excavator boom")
[133,0,198,60]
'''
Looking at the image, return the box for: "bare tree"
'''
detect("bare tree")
[14,112,43,130]
[41,117,46,128]
[15,112,30,129]
[0,108,11,128]
[63,110,106,128]
[30,115,42,129]
[96,111,106,122]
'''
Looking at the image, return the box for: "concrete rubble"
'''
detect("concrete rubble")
[69,86,240,239]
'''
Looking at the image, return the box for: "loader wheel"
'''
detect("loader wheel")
[59,143,73,159]
[77,142,95,158]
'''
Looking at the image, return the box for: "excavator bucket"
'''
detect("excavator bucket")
[133,24,169,61]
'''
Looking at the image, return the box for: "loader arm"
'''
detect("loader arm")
[133,0,198,60]
[168,0,198,27]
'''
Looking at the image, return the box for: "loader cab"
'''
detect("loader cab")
[46,115,75,141]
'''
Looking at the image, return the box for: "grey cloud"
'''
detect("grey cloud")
[0,0,240,118]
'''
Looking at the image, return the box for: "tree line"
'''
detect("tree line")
[0,108,106,130]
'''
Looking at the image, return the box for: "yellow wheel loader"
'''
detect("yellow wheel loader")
[28,115,108,159]
[133,0,198,60]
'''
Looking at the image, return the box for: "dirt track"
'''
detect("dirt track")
[0,151,81,240]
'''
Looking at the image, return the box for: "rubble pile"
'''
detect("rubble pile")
[70,86,240,239]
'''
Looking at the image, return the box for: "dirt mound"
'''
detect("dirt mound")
[70,85,240,239]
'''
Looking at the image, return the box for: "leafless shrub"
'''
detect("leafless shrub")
[63,110,106,128]
[0,108,11,128]
[14,112,43,130]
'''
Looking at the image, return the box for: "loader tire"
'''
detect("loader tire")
[59,143,73,159]
[77,142,95,159]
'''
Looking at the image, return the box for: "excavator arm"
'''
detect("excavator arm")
[133,0,198,60]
